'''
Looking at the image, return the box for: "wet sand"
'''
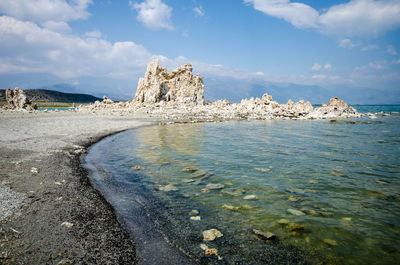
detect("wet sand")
[0,111,153,264]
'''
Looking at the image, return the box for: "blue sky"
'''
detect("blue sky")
[0,0,399,103]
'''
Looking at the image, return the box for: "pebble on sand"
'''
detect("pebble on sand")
[61,222,74,228]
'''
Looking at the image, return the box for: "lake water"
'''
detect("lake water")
[84,106,400,264]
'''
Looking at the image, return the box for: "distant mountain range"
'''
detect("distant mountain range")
[0,89,101,103]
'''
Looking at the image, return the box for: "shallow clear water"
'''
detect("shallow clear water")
[85,110,400,264]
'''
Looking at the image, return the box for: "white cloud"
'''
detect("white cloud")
[311,62,321,71]
[244,0,319,29]
[193,6,205,17]
[41,20,71,33]
[255,71,265,76]
[312,74,327,80]
[0,0,92,24]
[131,0,174,30]
[369,62,385,70]
[0,16,152,79]
[387,45,398,55]
[182,29,189,38]
[393,59,400,64]
[362,44,379,51]
[85,29,103,38]
[339,38,358,49]
[324,63,332,70]
[245,0,400,38]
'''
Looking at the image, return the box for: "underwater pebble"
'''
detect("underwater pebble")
[278,219,289,225]
[205,248,218,256]
[181,166,199,172]
[342,217,352,221]
[190,216,201,221]
[253,229,276,241]
[323,238,337,246]
[206,183,225,190]
[254,167,271,172]
[287,208,305,216]
[182,178,195,183]
[222,204,240,211]
[243,195,258,200]
[131,165,143,170]
[288,196,301,202]
[159,184,179,192]
[201,188,210,194]
[189,210,199,215]
[203,229,223,241]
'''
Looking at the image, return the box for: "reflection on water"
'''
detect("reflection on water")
[85,114,400,264]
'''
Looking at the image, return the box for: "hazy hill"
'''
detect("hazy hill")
[0,89,101,103]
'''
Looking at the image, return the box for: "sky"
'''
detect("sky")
[0,0,399,103]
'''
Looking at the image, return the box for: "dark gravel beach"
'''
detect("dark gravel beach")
[0,111,152,264]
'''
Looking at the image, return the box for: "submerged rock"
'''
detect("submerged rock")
[159,184,179,192]
[190,216,201,221]
[253,229,276,241]
[206,183,225,190]
[203,229,223,241]
[287,208,305,216]
[323,238,337,246]
[181,166,199,173]
[243,195,258,200]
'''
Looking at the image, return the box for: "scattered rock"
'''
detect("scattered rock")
[159,184,179,192]
[201,188,210,194]
[277,219,289,225]
[203,229,223,241]
[222,204,240,211]
[189,210,199,215]
[287,208,305,216]
[190,216,201,221]
[61,222,73,228]
[221,188,245,196]
[182,178,195,183]
[206,183,225,190]
[243,195,258,200]
[181,166,199,173]
[323,238,337,246]
[342,217,352,221]
[288,196,301,202]
[30,167,39,174]
[200,243,208,250]
[253,229,276,241]
[205,248,218,256]
[286,223,307,235]
[254,167,271,172]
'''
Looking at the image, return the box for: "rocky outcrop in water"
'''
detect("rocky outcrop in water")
[134,59,204,104]
[3,88,34,111]
[79,60,361,121]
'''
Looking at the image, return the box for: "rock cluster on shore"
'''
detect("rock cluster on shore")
[79,59,360,121]
[3,87,35,111]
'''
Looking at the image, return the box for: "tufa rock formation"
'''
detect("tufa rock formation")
[4,87,34,111]
[134,59,204,104]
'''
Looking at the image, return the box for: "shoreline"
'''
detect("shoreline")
[0,111,153,264]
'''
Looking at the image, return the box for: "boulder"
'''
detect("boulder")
[134,59,204,104]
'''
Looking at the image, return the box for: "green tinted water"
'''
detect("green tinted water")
[85,115,400,264]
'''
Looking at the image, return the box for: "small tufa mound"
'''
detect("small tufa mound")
[134,59,204,105]
[4,87,34,111]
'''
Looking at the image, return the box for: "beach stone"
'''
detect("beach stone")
[203,229,223,241]
[287,208,305,216]
[190,216,201,221]
[323,238,337,246]
[159,184,179,192]
[61,222,73,228]
[243,195,258,200]
[206,183,225,190]
[253,229,276,241]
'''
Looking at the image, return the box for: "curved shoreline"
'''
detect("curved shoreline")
[0,111,154,264]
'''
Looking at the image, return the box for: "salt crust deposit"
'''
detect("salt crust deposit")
[79,59,361,121]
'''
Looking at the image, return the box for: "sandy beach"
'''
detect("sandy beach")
[0,111,153,264]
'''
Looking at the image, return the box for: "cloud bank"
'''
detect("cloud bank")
[245,0,400,38]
